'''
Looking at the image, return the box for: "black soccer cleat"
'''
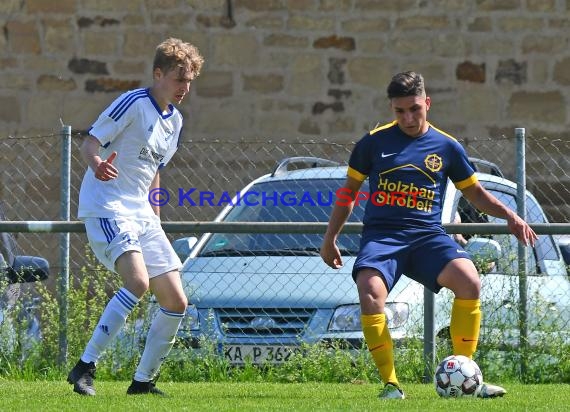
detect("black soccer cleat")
[67,359,96,396]
[126,379,167,396]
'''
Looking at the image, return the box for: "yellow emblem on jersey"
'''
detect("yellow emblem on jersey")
[424,154,443,172]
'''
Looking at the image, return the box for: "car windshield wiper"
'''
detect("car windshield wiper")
[282,246,359,256]
[200,247,321,257]
[253,247,357,256]
[199,249,251,257]
[199,247,358,257]
[275,247,321,256]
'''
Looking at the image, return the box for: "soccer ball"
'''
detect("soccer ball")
[434,355,483,398]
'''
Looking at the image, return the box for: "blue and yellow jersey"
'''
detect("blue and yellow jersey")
[348,121,477,231]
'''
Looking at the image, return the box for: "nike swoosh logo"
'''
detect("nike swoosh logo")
[381,152,397,158]
[368,344,385,352]
[456,249,468,253]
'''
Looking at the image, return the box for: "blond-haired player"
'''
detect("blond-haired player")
[68,38,204,396]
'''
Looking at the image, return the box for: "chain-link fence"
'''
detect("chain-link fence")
[1,128,568,272]
[1,126,569,380]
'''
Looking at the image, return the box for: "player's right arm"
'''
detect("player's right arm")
[320,175,363,269]
[80,135,118,181]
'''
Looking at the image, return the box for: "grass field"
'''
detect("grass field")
[0,381,568,411]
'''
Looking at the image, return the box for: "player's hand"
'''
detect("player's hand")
[94,152,118,181]
[507,212,538,247]
[320,239,343,269]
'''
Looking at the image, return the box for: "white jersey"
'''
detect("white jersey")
[78,88,182,220]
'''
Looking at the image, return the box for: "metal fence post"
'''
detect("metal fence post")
[515,127,528,380]
[423,288,436,383]
[59,124,72,365]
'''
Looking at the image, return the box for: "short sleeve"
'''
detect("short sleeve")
[449,141,477,190]
[89,92,136,147]
[348,134,372,182]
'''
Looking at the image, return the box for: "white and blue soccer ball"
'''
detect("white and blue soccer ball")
[434,355,483,398]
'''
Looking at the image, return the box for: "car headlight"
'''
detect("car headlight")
[329,305,361,331]
[179,304,200,331]
[384,302,409,328]
[329,302,409,331]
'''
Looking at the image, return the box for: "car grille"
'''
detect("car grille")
[216,308,315,337]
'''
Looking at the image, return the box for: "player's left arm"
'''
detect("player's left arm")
[461,182,537,246]
[150,171,160,217]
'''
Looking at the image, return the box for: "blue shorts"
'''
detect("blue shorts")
[352,228,471,293]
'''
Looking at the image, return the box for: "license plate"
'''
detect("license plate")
[223,345,302,364]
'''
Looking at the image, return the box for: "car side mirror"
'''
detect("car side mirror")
[6,255,50,283]
[465,237,501,273]
[172,237,198,262]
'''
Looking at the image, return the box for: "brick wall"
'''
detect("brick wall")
[1,0,570,140]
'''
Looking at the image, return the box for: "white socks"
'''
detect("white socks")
[80,288,184,381]
[134,307,184,382]
[81,287,139,364]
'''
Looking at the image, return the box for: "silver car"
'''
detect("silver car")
[170,157,569,364]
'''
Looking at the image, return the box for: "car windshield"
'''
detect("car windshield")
[199,178,366,256]
[457,188,560,275]
[486,190,560,273]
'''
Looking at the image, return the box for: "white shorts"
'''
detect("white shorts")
[83,216,182,278]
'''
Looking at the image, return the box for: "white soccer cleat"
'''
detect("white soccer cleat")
[478,382,507,398]
[379,383,406,399]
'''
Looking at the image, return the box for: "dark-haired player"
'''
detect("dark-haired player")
[320,71,537,399]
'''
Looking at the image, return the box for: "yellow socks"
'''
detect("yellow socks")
[450,298,481,358]
[360,299,480,386]
[361,313,399,387]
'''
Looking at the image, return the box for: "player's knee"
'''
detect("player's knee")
[438,259,481,298]
[163,296,188,314]
[176,295,189,313]
[125,277,150,298]
[159,291,188,313]
[465,276,481,297]
[356,270,388,312]
[452,273,480,299]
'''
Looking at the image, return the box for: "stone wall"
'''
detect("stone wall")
[1,0,570,140]
[0,0,569,227]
